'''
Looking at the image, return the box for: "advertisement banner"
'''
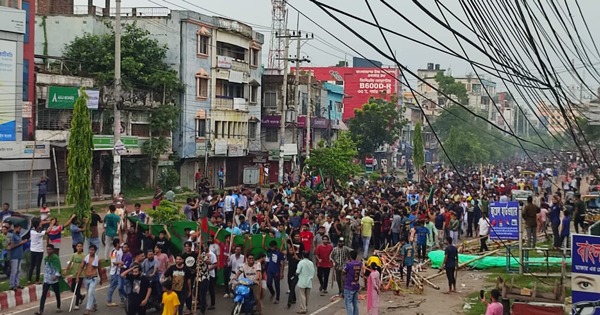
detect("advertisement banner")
[488,201,520,241]
[0,40,17,141]
[292,66,401,121]
[571,234,600,315]
[47,86,99,109]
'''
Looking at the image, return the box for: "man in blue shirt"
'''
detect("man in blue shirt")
[218,168,224,190]
[238,215,250,234]
[263,237,284,304]
[415,221,430,263]
[401,238,414,288]
[8,223,28,290]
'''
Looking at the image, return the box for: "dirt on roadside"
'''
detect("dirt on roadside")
[369,266,489,314]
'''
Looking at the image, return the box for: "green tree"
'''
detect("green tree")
[147,200,185,225]
[63,23,183,93]
[348,96,406,156]
[434,72,468,105]
[412,122,425,180]
[142,104,181,187]
[63,23,184,189]
[305,132,362,184]
[443,127,490,165]
[66,89,93,223]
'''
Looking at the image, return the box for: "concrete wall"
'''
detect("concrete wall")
[34,15,108,56]
[176,20,211,160]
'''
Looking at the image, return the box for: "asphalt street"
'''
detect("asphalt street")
[4,238,346,315]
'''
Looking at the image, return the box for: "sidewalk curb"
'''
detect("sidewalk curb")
[0,267,109,310]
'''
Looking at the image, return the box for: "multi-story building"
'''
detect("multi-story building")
[0,1,48,209]
[417,63,502,129]
[260,74,343,182]
[34,4,264,189]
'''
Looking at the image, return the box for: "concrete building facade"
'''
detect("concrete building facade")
[34,6,264,189]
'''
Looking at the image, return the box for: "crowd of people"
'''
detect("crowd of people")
[0,153,588,315]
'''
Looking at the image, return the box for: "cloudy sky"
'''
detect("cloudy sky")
[75,0,600,99]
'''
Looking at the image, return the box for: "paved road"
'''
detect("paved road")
[3,238,345,315]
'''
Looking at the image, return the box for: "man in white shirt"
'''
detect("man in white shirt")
[28,224,46,284]
[206,243,218,310]
[478,213,491,252]
[106,239,124,306]
[225,245,245,298]
[224,190,236,223]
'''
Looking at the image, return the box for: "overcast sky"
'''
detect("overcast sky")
[75,0,600,99]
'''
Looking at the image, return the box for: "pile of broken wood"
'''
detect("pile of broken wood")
[376,243,439,294]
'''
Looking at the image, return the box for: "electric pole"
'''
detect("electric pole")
[275,17,313,181]
[306,74,312,159]
[277,31,290,184]
[112,0,122,197]
[291,15,313,165]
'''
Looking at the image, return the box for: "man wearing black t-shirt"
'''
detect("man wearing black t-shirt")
[182,241,198,314]
[441,236,458,294]
[286,233,305,308]
[163,255,192,315]
[121,265,151,315]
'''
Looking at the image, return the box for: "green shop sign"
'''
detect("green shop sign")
[47,86,100,109]
[93,135,139,150]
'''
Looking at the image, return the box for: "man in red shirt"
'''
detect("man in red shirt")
[315,235,333,294]
[299,224,314,258]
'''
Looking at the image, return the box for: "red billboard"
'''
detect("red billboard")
[292,66,401,121]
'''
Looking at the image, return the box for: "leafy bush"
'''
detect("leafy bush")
[158,166,180,190]
[147,200,185,225]
[369,172,382,182]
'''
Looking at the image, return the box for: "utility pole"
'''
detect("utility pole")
[112,0,122,197]
[291,15,313,165]
[276,16,313,181]
[306,74,312,159]
[277,32,290,184]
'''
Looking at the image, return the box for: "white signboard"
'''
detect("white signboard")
[85,90,100,109]
[0,7,26,34]
[0,39,17,141]
[217,56,233,69]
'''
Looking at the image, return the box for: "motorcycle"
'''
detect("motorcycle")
[231,277,256,315]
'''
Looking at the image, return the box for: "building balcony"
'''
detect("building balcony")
[214,97,233,109]
[216,55,250,73]
[214,97,249,111]
[231,60,249,73]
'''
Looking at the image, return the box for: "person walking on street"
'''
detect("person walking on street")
[296,251,315,314]
[37,176,48,208]
[343,251,362,315]
[550,195,562,250]
[366,262,381,315]
[315,235,333,295]
[330,237,351,297]
[478,213,490,252]
[522,196,539,248]
[64,242,86,310]
[401,238,415,288]
[28,222,46,284]
[162,254,192,315]
[8,223,27,290]
[121,264,151,315]
[77,244,101,315]
[441,236,459,294]
[360,213,374,259]
[573,193,587,234]
[263,237,284,304]
[104,205,121,260]
[35,244,62,315]
[107,238,124,307]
